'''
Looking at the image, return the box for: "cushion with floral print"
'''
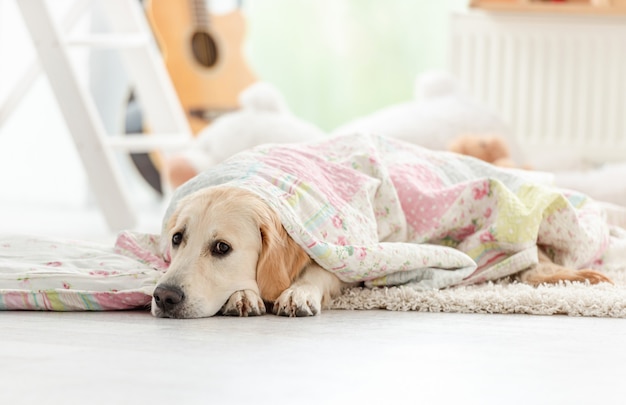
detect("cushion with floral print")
[0,232,165,311]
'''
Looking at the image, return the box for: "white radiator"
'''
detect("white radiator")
[449,11,626,166]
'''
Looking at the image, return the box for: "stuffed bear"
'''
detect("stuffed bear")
[447,134,517,168]
[165,82,326,188]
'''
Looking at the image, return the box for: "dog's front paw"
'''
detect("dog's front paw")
[221,289,266,317]
[273,286,322,317]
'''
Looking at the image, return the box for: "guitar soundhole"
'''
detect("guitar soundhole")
[191,31,218,68]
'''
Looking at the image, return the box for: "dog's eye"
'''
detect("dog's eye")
[172,232,183,247]
[212,241,231,256]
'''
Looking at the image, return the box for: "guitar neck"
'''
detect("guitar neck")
[190,0,210,28]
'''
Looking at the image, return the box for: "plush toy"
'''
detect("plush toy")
[167,71,527,188]
[332,71,526,167]
[447,134,517,168]
[165,82,326,188]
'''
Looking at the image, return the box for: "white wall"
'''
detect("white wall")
[0,1,90,205]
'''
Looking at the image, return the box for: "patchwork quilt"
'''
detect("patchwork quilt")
[165,133,615,288]
[1,133,623,311]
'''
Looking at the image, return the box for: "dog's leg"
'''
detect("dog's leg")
[221,289,266,317]
[273,263,347,317]
[519,248,612,285]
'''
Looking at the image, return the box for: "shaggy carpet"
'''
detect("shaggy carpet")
[332,265,626,317]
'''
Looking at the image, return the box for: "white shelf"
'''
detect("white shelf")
[65,33,150,48]
[107,134,193,152]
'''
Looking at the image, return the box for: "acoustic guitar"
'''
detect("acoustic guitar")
[145,0,257,134]
[127,0,257,194]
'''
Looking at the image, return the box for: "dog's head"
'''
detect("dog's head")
[151,186,309,318]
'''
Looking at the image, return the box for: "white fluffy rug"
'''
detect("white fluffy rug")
[332,265,626,317]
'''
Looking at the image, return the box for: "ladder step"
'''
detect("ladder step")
[65,34,150,48]
[107,134,193,152]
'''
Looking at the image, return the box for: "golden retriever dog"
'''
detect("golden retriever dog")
[151,185,611,319]
[151,186,349,319]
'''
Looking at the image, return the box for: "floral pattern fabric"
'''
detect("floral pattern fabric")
[0,232,166,311]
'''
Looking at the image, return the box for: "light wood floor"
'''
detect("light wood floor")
[2,309,626,405]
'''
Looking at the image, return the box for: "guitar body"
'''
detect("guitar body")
[145,0,256,134]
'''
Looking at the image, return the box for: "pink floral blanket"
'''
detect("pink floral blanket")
[0,233,166,311]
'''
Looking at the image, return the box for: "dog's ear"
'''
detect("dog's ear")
[256,208,310,302]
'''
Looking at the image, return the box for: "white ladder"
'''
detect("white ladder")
[15,0,193,230]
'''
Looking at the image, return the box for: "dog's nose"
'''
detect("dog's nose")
[153,285,185,312]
